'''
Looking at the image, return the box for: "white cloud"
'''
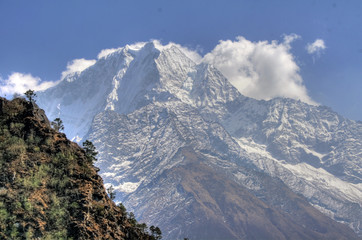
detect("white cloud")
[306,39,326,55]
[283,33,301,46]
[0,58,96,98]
[97,48,121,59]
[128,41,148,51]
[97,42,148,59]
[0,72,58,97]
[203,35,316,105]
[61,58,96,79]
[97,40,203,64]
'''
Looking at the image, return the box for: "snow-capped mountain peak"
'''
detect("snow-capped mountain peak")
[37,41,362,239]
[37,41,238,140]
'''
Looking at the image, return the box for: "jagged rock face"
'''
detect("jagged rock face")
[222,97,362,183]
[37,41,362,239]
[88,101,360,240]
[0,98,153,239]
[220,97,362,234]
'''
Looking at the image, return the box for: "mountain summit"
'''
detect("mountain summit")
[37,41,362,239]
[37,41,240,141]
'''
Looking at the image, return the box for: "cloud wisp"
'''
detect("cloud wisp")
[97,42,148,59]
[306,39,326,63]
[203,35,316,105]
[0,72,59,97]
[306,39,326,55]
[61,58,96,79]
[97,40,203,64]
[97,48,122,59]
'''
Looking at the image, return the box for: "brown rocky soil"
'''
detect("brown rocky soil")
[0,97,156,239]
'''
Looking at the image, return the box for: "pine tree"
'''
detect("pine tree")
[82,140,98,163]
[24,90,36,103]
[51,118,64,132]
[107,185,116,200]
[150,225,162,240]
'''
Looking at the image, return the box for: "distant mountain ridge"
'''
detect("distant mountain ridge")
[37,41,362,239]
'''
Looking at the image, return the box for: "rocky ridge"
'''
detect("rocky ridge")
[0,97,157,239]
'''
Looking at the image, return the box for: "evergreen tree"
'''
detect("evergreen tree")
[82,140,98,163]
[107,185,116,200]
[24,89,36,103]
[128,212,137,226]
[150,225,162,240]
[117,202,127,215]
[51,118,64,132]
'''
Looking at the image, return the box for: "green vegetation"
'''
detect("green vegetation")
[24,89,36,103]
[0,97,161,239]
[0,98,82,238]
[51,118,64,132]
[150,225,162,240]
[107,185,116,200]
[82,140,98,163]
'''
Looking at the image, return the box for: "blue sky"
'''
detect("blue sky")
[0,0,361,120]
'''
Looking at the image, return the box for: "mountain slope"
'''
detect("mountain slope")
[0,97,156,239]
[222,97,361,183]
[37,41,362,238]
[88,100,359,240]
[219,97,362,233]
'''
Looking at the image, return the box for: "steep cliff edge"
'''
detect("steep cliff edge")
[0,97,156,239]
